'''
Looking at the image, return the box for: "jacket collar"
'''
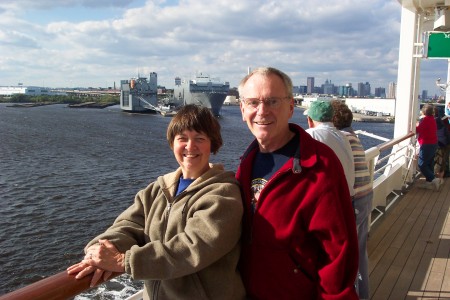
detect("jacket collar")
[240,123,319,172]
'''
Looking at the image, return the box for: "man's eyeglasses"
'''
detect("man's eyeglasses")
[242,97,291,109]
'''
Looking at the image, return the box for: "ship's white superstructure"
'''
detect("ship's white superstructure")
[120,72,158,113]
[173,73,229,116]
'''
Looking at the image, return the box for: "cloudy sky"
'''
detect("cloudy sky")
[0,0,448,95]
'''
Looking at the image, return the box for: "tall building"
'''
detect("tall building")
[388,82,396,99]
[357,82,365,97]
[375,87,386,98]
[322,79,335,95]
[338,83,354,97]
[299,85,307,94]
[357,82,371,97]
[307,77,315,94]
[364,82,371,97]
[421,90,428,100]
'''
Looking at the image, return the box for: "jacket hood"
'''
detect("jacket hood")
[158,163,238,196]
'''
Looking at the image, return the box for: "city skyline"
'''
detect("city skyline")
[0,0,448,95]
[2,76,435,100]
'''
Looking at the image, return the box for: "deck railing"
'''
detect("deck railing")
[357,131,417,226]
[0,271,122,300]
[0,132,417,300]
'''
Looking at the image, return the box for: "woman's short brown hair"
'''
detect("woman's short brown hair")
[167,104,223,154]
[331,100,353,130]
[421,104,434,116]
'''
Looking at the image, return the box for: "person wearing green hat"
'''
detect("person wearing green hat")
[304,100,355,198]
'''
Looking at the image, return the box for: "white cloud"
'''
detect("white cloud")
[0,0,447,94]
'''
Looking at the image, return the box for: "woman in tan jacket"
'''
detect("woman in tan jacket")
[68,105,245,300]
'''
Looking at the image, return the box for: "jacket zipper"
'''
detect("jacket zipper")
[152,197,173,300]
[152,280,161,300]
[166,202,172,217]
[152,190,190,299]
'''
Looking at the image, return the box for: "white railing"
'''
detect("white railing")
[126,290,143,300]
[356,130,417,227]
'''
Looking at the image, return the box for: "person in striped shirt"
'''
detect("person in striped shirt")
[331,100,373,300]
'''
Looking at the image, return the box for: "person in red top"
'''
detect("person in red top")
[236,67,359,299]
[416,104,440,190]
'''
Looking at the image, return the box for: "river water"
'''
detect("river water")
[0,103,394,299]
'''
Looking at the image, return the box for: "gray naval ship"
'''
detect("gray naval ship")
[173,73,230,116]
[120,72,158,113]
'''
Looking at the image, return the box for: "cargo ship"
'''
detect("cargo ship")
[173,73,230,116]
[120,72,158,113]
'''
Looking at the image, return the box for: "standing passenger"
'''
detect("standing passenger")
[445,101,450,124]
[304,100,355,197]
[434,106,449,180]
[68,104,246,300]
[332,100,373,300]
[237,67,359,299]
[416,104,440,191]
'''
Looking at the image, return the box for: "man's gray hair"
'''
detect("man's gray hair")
[238,67,293,98]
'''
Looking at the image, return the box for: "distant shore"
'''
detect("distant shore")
[5,102,395,123]
[352,113,394,123]
[5,102,117,109]
[297,105,394,123]
[6,103,55,108]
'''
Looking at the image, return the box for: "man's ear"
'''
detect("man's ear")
[307,116,314,128]
[240,103,246,121]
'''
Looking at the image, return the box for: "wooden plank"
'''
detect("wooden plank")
[388,245,428,299]
[422,269,443,298]
[402,184,447,299]
[441,258,450,298]
[436,187,450,299]
[390,198,445,298]
[386,210,435,299]
[384,188,437,300]
[368,186,420,255]
[370,247,399,299]
[368,178,450,299]
[369,185,431,297]
[368,187,420,254]
[368,187,422,271]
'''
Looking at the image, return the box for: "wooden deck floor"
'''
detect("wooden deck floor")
[368,177,450,300]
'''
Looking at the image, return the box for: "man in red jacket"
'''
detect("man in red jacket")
[236,67,359,299]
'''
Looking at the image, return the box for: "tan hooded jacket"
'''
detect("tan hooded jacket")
[86,164,245,300]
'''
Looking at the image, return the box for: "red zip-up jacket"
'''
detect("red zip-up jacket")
[236,123,359,299]
[416,115,437,145]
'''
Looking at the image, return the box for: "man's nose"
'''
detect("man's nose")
[256,101,269,114]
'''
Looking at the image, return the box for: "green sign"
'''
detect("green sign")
[426,31,450,58]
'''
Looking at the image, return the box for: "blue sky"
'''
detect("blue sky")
[0,0,447,96]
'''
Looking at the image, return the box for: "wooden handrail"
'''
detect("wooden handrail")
[0,271,122,300]
[377,131,415,152]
